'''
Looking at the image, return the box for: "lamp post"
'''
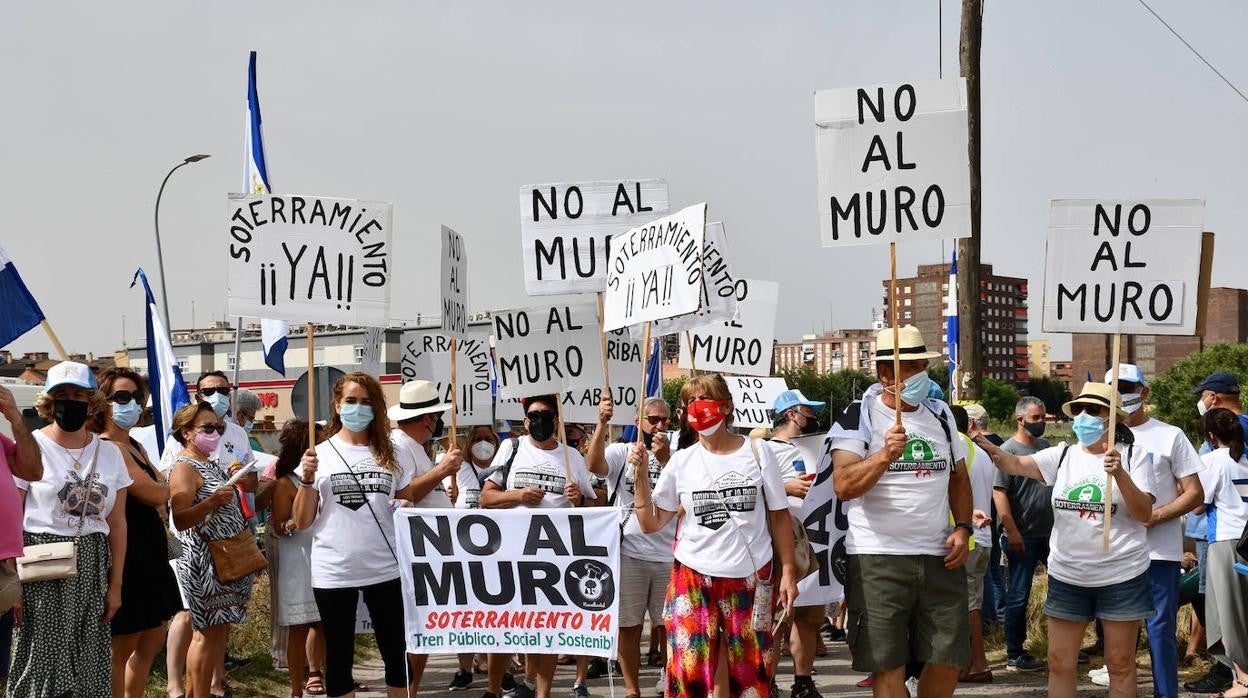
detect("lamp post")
[154,154,211,331]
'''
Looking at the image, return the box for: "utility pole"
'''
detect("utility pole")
[956,0,983,399]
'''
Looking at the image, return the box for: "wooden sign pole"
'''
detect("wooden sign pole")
[554,393,573,481]
[449,337,458,450]
[307,323,316,452]
[889,243,902,427]
[597,293,612,393]
[40,320,70,362]
[1103,333,1121,553]
[684,330,698,376]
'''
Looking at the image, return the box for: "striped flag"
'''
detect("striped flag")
[131,269,191,453]
[0,245,45,348]
[246,50,289,375]
[945,250,959,402]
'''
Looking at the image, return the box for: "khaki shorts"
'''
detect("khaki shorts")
[792,602,826,625]
[964,546,989,612]
[845,554,970,672]
[619,555,671,627]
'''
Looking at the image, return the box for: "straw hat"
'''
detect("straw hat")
[873,325,943,361]
[387,380,451,422]
[1062,382,1127,421]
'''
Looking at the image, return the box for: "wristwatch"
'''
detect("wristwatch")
[954,522,975,535]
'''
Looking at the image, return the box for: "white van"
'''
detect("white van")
[0,378,46,440]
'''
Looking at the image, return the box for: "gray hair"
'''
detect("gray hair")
[642,396,670,415]
[1014,396,1046,419]
[233,388,262,416]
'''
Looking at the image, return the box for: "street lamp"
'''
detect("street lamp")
[154,154,211,331]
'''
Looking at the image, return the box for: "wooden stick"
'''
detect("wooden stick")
[230,316,243,415]
[1103,333,1121,553]
[636,323,652,445]
[41,320,70,361]
[555,393,573,481]
[597,293,611,391]
[449,336,458,450]
[889,243,901,427]
[684,330,698,376]
[307,322,316,452]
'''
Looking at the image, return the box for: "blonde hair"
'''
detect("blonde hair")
[170,402,217,445]
[35,388,108,423]
[679,374,735,428]
[327,372,398,472]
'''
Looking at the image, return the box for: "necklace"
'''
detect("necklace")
[54,435,91,470]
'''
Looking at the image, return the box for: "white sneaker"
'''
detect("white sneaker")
[905,676,919,695]
[1089,665,1109,677]
[1089,665,1110,686]
[655,668,666,696]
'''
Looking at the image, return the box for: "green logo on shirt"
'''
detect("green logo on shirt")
[887,434,947,477]
[1054,478,1116,520]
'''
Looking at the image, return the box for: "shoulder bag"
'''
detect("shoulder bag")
[748,439,819,580]
[16,440,100,583]
[186,457,267,584]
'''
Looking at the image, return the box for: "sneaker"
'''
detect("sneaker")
[819,617,834,641]
[1077,650,1090,664]
[1088,665,1109,678]
[828,627,846,642]
[571,683,590,698]
[1089,668,1110,687]
[1006,653,1045,672]
[610,660,623,677]
[769,679,781,698]
[654,668,666,696]
[585,657,609,680]
[904,676,919,696]
[1184,663,1234,693]
[448,669,474,691]
[790,677,823,698]
[510,683,536,698]
[500,673,518,692]
[855,675,874,688]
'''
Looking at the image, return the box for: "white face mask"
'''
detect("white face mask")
[1197,397,1211,416]
[471,440,496,462]
[1121,392,1143,415]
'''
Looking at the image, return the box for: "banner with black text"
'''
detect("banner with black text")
[793,435,847,605]
[399,328,493,425]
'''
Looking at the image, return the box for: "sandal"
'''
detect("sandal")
[305,671,325,695]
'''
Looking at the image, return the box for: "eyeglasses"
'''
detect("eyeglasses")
[644,416,670,426]
[199,386,231,397]
[1070,404,1107,418]
[196,424,226,435]
[108,390,144,405]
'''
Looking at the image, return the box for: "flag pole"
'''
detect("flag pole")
[449,337,459,450]
[40,320,70,362]
[307,323,316,452]
[1103,333,1121,553]
[889,242,902,427]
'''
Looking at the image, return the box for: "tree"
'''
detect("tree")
[1022,376,1071,419]
[1149,342,1248,440]
[777,366,873,429]
[927,364,950,394]
[981,377,1019,421]
[661,376,686,419]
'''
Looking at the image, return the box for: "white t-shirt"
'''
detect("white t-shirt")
[16,432,133,537]
[962,436,995,549]
[603,442,675,563]
[768,439,811,513]
[391,429,453,509]
[486,438,598,509]
[652,438,787,578]
[1198,448,1248,542]
[1130,418,1204,561]
[454,461,493,509]
[830,399,968,556]
[308,434,416,588]
[1033,442,1156,587]
[158,420,254,473]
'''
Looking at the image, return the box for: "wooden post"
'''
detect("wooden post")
[1103,333,1121,553]
[230,316,243,415]
[684,331,698,376]
[554,393,573,481]
[307,323,316,452]
[889,243,902,427]
[449,337,458,450]
[40,320,70,361]
[597,293,611,392]
[956,0,984,400]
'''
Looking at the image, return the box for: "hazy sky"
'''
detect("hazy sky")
[3,1,1245,361]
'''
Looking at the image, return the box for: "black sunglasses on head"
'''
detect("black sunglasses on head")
[199,386,231,397]
[108,390,144,405]
[196,424,226,435]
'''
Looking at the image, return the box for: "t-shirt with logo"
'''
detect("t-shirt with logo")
[1130,418,1204,561]
[961,435,995,549]
[486,438,598,509]
[1033,443,1156,587]
[16,432,133,538]
[603,442,675,563]
[829,396,967,556]
[309,434,416,589]
[995,436,1054,539]
[1197,448,1248,543]
[652,438,788,579]
[454,461,492,509]
[390,429,453,509]
[767,439,809,513]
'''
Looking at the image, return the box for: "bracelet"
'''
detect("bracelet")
[954,522,974,534]
[633,500,653,510]
[300,480,316,487]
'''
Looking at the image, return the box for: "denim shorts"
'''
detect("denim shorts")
[1044,572,1154,623]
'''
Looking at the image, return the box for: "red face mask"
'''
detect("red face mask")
[686,399,726,435]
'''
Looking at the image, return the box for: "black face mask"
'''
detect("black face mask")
[53,399,90,433]
[528,412,556,442]
[431,416,445,440]
[643,429,656,449]
[1023,421,1046,439]
[799,413,822,435]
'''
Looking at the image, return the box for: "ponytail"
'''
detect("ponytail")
[1202,408,1245,461]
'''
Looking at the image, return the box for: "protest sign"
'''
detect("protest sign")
[520,180,670,295]
[559,328,643,426]
[397,508,620,657]
[646,221,740,337]
[1041,200,1206,335]
[399,329,493,425]
[727,376,789,429]
[492,302,604,400]
[678,279,778,376]
[603,203,707,332]
[441,226,469,339]
[226,194,393,325]
[815,78,970,246]
[792,435,847,604]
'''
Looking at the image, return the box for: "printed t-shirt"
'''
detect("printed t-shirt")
[1130,418,1204,561]
[309,434,416,588]
[1033,442,1156,587]
[158,420,254,473]
[830,398,967,556]
[768,439,811,513]
[995,436,1054,538]
[391,429,453,509]
[0,434,24,558]
[603,442,675,563]
[1198,448,1248,543]
[486,438,597,509]
[963,436,995,549]
[454,461,492,509]
[16,432,133,537]
[652,438,787,578]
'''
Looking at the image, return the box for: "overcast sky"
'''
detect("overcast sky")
[3,1,1245,361]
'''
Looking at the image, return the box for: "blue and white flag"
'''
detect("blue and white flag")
[246,49,289,375]
[622,337,662,442]
[945,250,959,403]
[132,269,190,453]
[0,245,45,348]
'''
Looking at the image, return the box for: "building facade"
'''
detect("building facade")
[1028,339,1052,378]
[773,329,878,375]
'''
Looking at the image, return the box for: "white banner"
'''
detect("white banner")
[1041,199,1205,335]
[559,328,644,426]
[646,221,740,338]
[815,79,970,246]
[520,180,670,295]
[227,194,393,325]
[441,226,469,339]
[793,435,847,605]
[603,203,707,332]
[492,303,603,400]
[678,279,778,377]
[727,376,789,429]
[397,508,620,657]
[399,329,494,426]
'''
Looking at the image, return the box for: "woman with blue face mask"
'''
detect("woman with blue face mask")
[975,383,1157,698]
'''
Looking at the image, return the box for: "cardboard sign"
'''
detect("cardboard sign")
[398,329,493,425]
[441,226,469,339]
[520,180,670,295]
[815,79,970,246]
[728,377,790,429]
[645,221,740,338]
[397,508,620,657]
[227,194,393,325]
[678,279,778,377]
[1041,200,1205,335]
[492,303,603,400]
[793,435,847,604]
[603,203,707,332]
[559,328,644,426]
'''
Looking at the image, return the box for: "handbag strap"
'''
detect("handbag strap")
[326,439,400,564]
[691,438,766,579]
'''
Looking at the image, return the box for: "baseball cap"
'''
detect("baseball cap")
[963,403,989,424]
[44,361,96,392]
[773,389,826,415]
[1105,364,1146,387]
[1193,371,1240,396]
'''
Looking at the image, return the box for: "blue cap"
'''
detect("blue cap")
[773,389,826,415]
[927,382,945,401]
[1194,371,1240,395]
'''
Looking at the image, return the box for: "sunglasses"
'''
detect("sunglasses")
[644,415,670,426]
[108,390,144,405]
[196,424,227,435]
[199,386,231,397]
[1070,404,1107,418]
[525,411,553,420]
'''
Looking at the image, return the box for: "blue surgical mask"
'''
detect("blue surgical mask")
[897,371,932,407]
[241,419,255,433]
[203,391,230,418]
[1071,412,1107,446]
[111,401,142,430]
[339,403,374,433]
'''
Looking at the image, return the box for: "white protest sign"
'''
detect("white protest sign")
[492,302,604,400]
[520,180,670,295]
[793,435,847,604]
[727,377,789,429]
[1041,200,1205,335]
[399,329,493,425]
[815,79,970,246]
[355,595,374,634]
[678,279,778,377]
[397,508,620,657]
[603,203,707,332]
[227,194,393,325]
[644,221,740,338]
[441,226,469,339]
[560,328,644,426]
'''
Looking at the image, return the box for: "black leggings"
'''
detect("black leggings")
[313,579,408,697]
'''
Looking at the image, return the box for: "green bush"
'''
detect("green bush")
[1149,342,1248,440]
[981,377,1020,421]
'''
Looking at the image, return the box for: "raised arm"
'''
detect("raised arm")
[832,422,906,500]
[585,395,613,477]
[629,442,677,533]
[974,437,1045,482]
[0,386,41,481]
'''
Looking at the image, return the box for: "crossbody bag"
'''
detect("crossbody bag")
[184,457,267,584]
[326,440,400,564]
[17,441,100,583]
